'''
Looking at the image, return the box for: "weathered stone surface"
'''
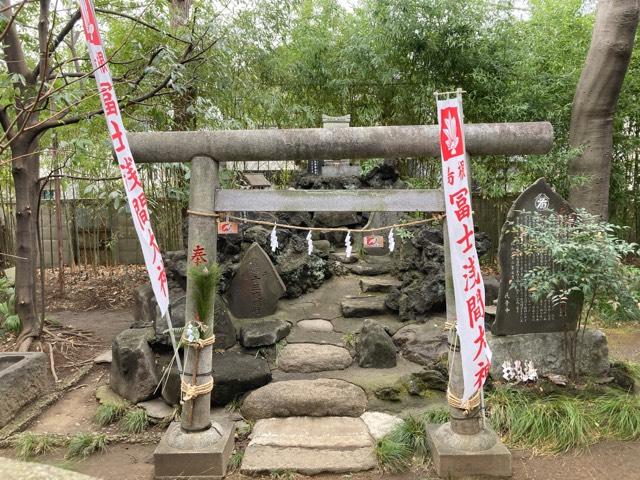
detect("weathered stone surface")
[132,283,158,328]
[357,319,397,368]
[212,351,272,406]
[137,398,175,420]
[110,328,159,404]
[285,328,345,347]
[361,411,403,441]
[240,319,290,347]
[314,211,360,228]
[161,350,272,407]
[330,251,358,264]
[277,343,352,372]
[346,262,392,276]
[488,329,609,378]
[227,243,286,318]
[93,350,112,364]
[386,226,447,321]
[360,277,401,293]
[241,378,367,420]
[297,319,334,331]
[392,322,449,367]
[0,457,98,480]
[407,366,448,394]
[484,275,500,306]
[250,416,374,448]
[0,353,50,428]
[242,417,376,474]
[276,237,330,298]
[494,178,580,335]
[241,445,376,475]
[312,239,332,256]
[341,296,388,318]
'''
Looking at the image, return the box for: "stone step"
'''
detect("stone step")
[240,416,376,475]
[297,319,334,331]
[277,343,352,372]
[346,262,392,276]
[360,277,401,293]
[241,378,367,420]
[341,296,388,318]
[286,327,345,347]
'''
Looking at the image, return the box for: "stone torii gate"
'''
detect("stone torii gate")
[128,121,553,480]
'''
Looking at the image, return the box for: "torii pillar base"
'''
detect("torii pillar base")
[426,422,511,479]
[154,420,235,480]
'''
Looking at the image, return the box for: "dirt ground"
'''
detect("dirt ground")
[1,267,639,480]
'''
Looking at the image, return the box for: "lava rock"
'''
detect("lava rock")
[212,351,272,406]
[357,319,397,368]
[392,322,449,367]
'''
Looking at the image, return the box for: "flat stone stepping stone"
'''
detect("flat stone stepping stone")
[346,262,392,276]
[361,411,403,441]
[277,343,352,372]
[341,296,388,317]
[241,417,376,475]
[286,328,345,347]
[360,277,401,293]
[240,378,367,420]
[297,319,334,331]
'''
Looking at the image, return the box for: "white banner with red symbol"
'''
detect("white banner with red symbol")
[78,0,169,315]
[437,96,491,403]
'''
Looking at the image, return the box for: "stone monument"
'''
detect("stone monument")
[227,243,286,318]
[320,114,361,177]
[492,178,581,335]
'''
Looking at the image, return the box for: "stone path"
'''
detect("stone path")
[277,343,353,372]
[341,295,389,317]
[241,416,378,475]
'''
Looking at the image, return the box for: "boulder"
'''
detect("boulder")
[357,320,397,368]
[240,319,291,348]
[487,329,609,379]
[313,212,360,228]
[392,322,449,367]
[212,351,272,406]
[161,350,272,406]
[277,343,352,373]
[241,379,367,420]
[132,284,158,328]
[110,328,159,403]
[484,275,500,306]
[276,237,330,298]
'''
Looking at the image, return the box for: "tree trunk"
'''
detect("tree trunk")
[568,0,640,219]
[12,137,41,351]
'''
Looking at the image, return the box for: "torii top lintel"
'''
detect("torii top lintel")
[127,122,553,164]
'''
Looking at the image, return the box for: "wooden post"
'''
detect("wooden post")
[181,156,218,432]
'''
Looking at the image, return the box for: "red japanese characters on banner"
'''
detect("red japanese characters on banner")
[437,96,492,403]
[78,0,169,316]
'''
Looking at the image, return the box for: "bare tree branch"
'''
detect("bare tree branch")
[95,8,191,44]
[31,9,81,80]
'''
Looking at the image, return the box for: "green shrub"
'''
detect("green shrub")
[14,433,60,460]
[119,408,149,434]
[94,402,127,426]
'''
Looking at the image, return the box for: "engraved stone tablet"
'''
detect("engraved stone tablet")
[492,178,581,335]
[227,243,286,318]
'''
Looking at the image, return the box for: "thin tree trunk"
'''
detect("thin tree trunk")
[12,138,41,351]
[568,0,640,219]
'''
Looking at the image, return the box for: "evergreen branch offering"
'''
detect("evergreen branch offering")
[188,263,222,327]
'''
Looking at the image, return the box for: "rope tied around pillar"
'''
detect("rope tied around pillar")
[446,388,482,416]
[180,334,216,401]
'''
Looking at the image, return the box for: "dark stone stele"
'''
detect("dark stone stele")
[227,243,286,318]
[492,178,581,335]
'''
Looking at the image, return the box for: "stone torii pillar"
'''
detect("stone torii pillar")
[130,121,553,480]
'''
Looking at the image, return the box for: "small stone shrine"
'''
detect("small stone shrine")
[227,242,286,318]
[492,178,581,335]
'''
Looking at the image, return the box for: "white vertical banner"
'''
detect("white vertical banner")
[78,0,169,315]
[437,96,491,403]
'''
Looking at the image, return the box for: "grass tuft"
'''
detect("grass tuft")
[94,402,127,426]
[66,433,108,459]
[228,450,244,472]
[119,408,149,434]
[592,393,640,441]
[14,433,60,460]
[422,407,449,425]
